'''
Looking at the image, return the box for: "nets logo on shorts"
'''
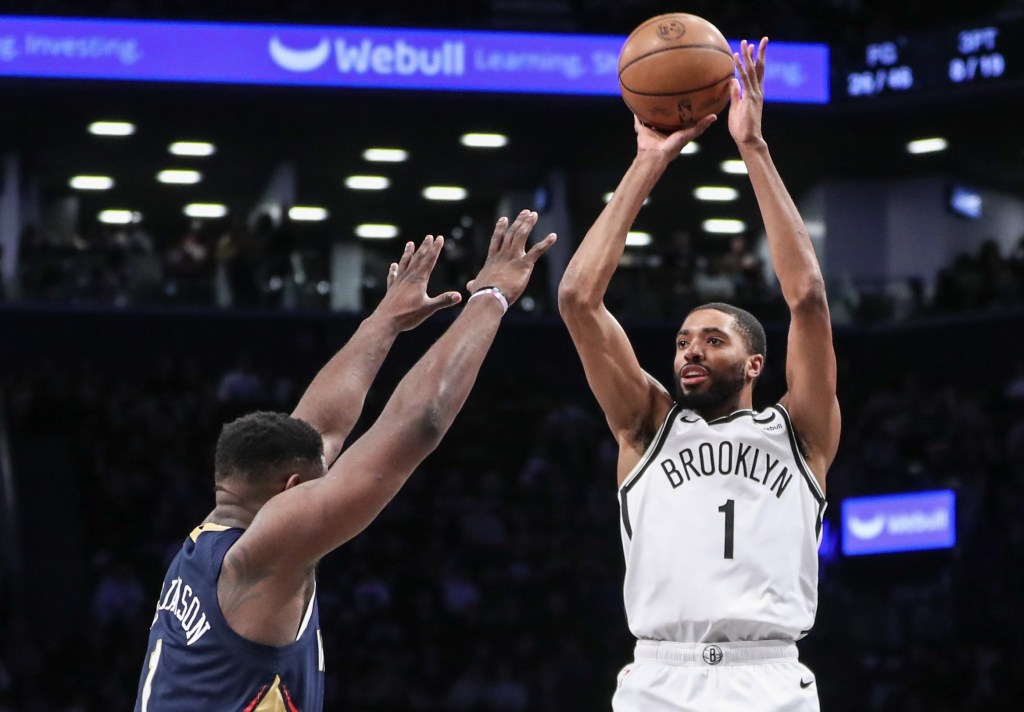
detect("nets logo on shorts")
[702,645,723,665]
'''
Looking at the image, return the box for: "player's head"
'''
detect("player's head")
[214,411,326,496]
[674,303,765,414]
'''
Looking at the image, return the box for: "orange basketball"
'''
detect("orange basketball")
[618,13,735,132]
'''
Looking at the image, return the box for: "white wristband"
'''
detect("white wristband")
[467,286,509,315]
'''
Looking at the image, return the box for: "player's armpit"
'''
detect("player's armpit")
[558,299,672,481]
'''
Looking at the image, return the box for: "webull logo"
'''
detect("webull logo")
[841,490,956,556]
[847,510,950,540]
[269,36,465,76]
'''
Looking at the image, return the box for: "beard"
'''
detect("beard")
[674,361,747,413]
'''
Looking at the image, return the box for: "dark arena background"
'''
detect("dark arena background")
[2,1,1024,710]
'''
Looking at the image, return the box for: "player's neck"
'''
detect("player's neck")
[689,394,752,422]
[204,504,255,529]
[207,484,263,529]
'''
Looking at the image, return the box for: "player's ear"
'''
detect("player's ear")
[283,473,302,491]
[746,354,764,381]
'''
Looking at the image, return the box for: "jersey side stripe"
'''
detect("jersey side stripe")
[772,404,825,502]
[619,403,682,539]
[295,582,316,640]
[773,404,828,539]
[618,403,683,492]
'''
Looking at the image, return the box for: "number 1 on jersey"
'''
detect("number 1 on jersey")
[718,499,735,559]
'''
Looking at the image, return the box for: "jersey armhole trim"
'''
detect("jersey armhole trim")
[773,404,828,540]
[296,581,316,641]
[773,404,825,503]
[619,403,682,539]
[619,403,683,493]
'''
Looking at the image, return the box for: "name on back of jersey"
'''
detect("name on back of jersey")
[155,576,212,646]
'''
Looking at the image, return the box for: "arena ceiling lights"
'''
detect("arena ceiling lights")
[422,186,467,201]
[157,170,202,185]
[680,142,700,155]
[460,133,507,148]
[702,219,746,234]
[906,137,948,154]
[184,203,228,218]
[88,121,135,136]
[362,148,408,163]
[719,160,748,175]
[345,175,390,190]
[98,209,140,224]
[69,175,114,190]
[693,186,740,202]
[169,141,216,157]
[625,231,652,247]
[356,223,399,239]
[289,206,329,221]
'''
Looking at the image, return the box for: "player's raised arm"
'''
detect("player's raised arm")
[730,38,840,487]
[558,115,715,482]
[221,212,555,638]
[290,238,461,464]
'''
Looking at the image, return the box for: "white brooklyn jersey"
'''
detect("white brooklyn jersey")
[619,404,826,643]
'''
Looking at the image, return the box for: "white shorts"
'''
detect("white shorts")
[612,640,820,712]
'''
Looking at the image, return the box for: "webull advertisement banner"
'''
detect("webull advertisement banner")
[0,15,830,102]
[841,489,956,556]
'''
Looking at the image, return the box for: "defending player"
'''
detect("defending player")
[134,212,555,711]
[558,39,839,710]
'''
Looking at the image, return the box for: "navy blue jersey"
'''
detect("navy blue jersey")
[133,523,324,711]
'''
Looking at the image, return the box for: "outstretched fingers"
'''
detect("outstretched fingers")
[397,240,415,271]
[734,38,768,94]
[733,41,752,94]
[508,211,538,254]
[488,216,509,256]
[410,235,446,275]
[525,233,557,264]
[756,37,768,79]
[495,210,532,254]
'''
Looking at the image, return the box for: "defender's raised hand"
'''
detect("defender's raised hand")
[466,210,557,304]
[377,235,462,331]
[728,37,768,147]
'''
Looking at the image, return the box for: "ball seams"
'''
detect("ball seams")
[619,68,734,97]
[618,43,734,76]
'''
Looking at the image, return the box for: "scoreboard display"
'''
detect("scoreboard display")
[836,17,1024,100]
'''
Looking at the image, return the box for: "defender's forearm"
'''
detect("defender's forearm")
[378,297,502,449]
[291,313,401,462]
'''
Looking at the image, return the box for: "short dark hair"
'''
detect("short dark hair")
[686,302,766,357]
[214,411,324,486]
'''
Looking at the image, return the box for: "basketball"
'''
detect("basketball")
[618,13,735,132]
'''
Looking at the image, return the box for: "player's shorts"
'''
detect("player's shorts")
[612,640,820,712]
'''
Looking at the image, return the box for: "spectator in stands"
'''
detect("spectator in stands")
[165,220,213,304]
[716,234,766,305]
[976,238,1015,309]
[215,217,260,308]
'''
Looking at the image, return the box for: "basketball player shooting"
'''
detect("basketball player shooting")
[133,212,555,711]
[558,39,839,711]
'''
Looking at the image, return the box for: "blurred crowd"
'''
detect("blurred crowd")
[1,307,1023,711]
[6,217,1024,326]
[6,215,332,311]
